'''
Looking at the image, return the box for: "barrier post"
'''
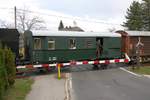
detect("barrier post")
[57,64,61,80]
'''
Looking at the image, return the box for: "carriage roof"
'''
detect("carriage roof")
[32,31,121,37]
[126,31,150,36]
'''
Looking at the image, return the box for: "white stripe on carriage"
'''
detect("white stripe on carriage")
[125,53,131,61]
[17,66,26,69]
[99,60,105,63]
[33,65,42,68]
[88,61,94,64]
[63,63,70,66]
[76,62,83,65]
[49,64,56,67]
[119,59,125,62]
[110,60,115,63]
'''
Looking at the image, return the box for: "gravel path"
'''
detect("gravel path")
[25,74,66,100]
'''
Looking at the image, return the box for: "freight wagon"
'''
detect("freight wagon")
[116,30,150,62]
[23,30,122,65]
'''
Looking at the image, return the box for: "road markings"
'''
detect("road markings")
[68,73,72,90]
[68,73,72,100]
[65,73,69,100]
[65,73,72,100]
[120,67,142,77]
[69,78,72,90]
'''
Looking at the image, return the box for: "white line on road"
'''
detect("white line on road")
[65,73,69,100]
[68,73,72,90]
[68,73,72,100]
[65,73,72,100]
[69,78,72,90]
[120,67,142,77]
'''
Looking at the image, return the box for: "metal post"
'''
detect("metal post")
[57,64,61,79]
[14,6,17,29]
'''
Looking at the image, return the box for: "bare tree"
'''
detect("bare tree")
[0,7,46,32]
[17,8,46,33]
[0,20,14,28]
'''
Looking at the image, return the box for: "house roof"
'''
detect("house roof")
[60,26,84,32]
[32,30,121,37]
[116,30,150,36]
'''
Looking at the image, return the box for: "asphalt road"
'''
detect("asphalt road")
[70,66,150,100]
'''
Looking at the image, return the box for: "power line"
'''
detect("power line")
[17,8,121,26]
[0,8,12,10]
[0,7,121,26]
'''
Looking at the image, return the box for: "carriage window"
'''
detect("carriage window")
[34,38,41,50]
[86,39,93,48]
[69,39,76,49]
[48,39,55,50]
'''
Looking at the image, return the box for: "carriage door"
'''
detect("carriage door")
[96,38,103,58]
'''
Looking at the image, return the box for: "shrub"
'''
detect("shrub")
[4,46,16,86]
[0,44,16,100]
[0,49,8,100]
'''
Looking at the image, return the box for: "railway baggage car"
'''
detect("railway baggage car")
[24,30,122,64]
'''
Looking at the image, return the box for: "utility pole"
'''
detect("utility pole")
[14,6,17,29]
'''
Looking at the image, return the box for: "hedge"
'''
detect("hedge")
[0,49,6,100]
[4,46,16,86]
[0,45,16,100]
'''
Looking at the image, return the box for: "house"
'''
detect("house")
[58,20,84,32]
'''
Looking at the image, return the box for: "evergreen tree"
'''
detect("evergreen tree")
[123,1,143,30]
[142,0,150,31]
[58,20,64,30]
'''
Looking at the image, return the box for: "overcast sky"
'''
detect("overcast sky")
[0,0,140,32]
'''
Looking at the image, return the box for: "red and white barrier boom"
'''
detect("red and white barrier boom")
[16,53,130,69]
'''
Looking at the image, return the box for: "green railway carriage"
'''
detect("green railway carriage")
[24,30,121,64]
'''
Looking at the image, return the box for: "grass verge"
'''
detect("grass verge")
[3,78,34,100]
[129,66,150,75]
